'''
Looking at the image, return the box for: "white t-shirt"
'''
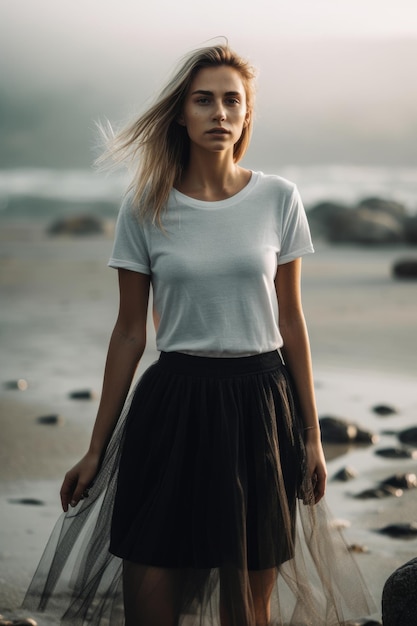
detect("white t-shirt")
[108,171,314,356]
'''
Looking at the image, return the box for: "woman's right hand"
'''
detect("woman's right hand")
[60,452,101,512]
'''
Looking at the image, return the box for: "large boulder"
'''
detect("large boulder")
[327,207,404,244]
[357,196,407,220]
[307,201,349,239]
[382,557,417,625]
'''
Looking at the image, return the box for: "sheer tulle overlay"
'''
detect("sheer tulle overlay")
[23,351,375,625]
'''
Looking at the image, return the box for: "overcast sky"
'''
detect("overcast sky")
[1,0,417,167]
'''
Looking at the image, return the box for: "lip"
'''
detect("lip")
[206,127,231,134]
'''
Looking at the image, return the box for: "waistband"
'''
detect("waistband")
[158,350,284,377]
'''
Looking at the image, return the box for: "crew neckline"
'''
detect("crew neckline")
[172,171,259,210]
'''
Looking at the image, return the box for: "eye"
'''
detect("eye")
[226,97,240,105]
[196,97,210,105]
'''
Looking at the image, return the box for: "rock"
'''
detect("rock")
[348,543,369,554]
[319,416,377,445]
[13,620,38,626]
[354,485,403,499]
[330,518,351,530]
[8,498,45,506]
[37,414,64,425]
[47,215,106,236]
[357,196,407,220]
[392,258,417,279]
[4,379,28,391]
[372,404,397,416]
[378,522,417,538]
[398,427,417,446]
[327,207,404,244]
[382,557,417,625]
[375,447,417,460]
[332,466,358,481]
[381,473,417,490]
[355,427,378,444]
[69,388,97,400]
[306,201,349,238]
[404,215,417,244]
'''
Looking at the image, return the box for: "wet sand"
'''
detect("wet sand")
[1,222,417,623]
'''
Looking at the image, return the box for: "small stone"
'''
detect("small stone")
[392,258,417,279]
[381,473,417,490]
[332,466,358,482]
[372,404,398,416]
[354,485,403,499]
[69,389,96,400]
[348,543,370,554]
[4,379,28,391]
[319,416,377,445]
[8,498,45,506]
[331,518,351,530]
[36,414,64,425]
[375,447,417,460]
[378,522,417,538]
[398,427,417,446]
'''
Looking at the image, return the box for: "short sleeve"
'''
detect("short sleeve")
[278,186,314,265]
[108,194,151,274]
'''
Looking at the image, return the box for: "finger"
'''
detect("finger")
[60,475,77,512]
[70,480,91,509]
[314,474,327,503]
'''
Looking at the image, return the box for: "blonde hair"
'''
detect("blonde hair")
[96,44,256,226]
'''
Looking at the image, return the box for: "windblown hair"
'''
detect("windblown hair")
[96,43,256,226]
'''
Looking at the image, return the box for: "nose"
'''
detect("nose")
[212,99,226,121]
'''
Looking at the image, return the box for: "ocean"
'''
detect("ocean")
[0,164,416,221]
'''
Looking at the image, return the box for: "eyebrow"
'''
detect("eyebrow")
[191,89,242,96]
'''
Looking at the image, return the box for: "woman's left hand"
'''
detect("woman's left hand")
[304,438,327,504]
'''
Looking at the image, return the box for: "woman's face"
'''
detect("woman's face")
[179,65,250,156]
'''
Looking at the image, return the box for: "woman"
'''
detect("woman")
[24,43,374,625]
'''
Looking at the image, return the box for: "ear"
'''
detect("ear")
[243,110,251,127]
[177,113,186,126]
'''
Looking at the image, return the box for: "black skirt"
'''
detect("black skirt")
[23,351,376,625]
[110,350,304,570]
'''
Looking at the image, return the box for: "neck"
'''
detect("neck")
[178,149,250,201]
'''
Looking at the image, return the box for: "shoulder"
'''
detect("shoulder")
[251,171,298,202]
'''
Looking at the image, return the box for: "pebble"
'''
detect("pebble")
[381,473,417,490]
[354,485,403,499]
[332,466,358,481]
[8,498,45,506]
[375,447,417,460]
[348,543,370,554]
[378,522,417,539]
[319,416,377,445]
[398,426,417,446]
[69,388,96,400]
[372,404,398,416]
[36,414,64,425]
[4,379,28,391]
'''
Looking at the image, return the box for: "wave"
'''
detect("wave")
[0,165,416,220]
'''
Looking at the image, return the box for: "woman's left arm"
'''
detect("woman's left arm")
[275,258,327,503]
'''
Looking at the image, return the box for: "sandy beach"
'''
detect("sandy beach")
[1,221,417,624]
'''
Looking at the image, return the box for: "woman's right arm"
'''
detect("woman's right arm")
[60,269,151,511]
